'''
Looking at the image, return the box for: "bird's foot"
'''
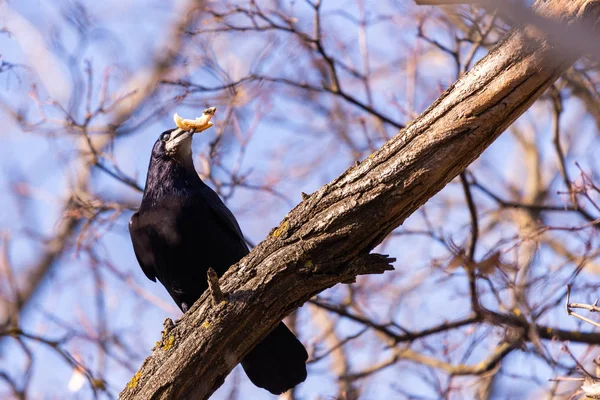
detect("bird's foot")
[207,267,227,306]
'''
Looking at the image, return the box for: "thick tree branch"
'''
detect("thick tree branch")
[119,1,600,399]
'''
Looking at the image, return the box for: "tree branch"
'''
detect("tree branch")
[119,1,600,399]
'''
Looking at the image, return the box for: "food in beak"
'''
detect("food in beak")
[173,107,217,132]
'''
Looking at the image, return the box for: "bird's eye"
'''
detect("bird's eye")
[160,132,170,142]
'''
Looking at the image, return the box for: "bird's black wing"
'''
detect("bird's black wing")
[129,212,157,282]
[198,185,249,254]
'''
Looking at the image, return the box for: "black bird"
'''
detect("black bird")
[129,109,308,394]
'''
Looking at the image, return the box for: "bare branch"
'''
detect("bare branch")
[119,2,600,398]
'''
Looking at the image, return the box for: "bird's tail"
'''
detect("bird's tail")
[241,322,308,394]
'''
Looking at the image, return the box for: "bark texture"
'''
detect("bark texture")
[120,1,600,399]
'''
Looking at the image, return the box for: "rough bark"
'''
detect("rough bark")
[119,1,600,399]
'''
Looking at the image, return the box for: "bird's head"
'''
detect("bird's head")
[151,107,216,161]
[152,128,194,160]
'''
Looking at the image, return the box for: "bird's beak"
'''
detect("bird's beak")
[166,107,217,155]
[165,128,194,154]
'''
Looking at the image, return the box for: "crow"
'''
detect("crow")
[129,108,308,394]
